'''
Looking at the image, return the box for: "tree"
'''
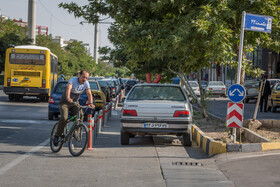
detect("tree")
[0,20,31,73]
[59,0,280,117]
[36,35,96,76]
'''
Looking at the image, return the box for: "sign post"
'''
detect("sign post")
[228,84,246,143]
[230,11,273,143]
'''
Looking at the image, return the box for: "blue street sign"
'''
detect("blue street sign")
[228,84,246,103]
[245,13,273,33]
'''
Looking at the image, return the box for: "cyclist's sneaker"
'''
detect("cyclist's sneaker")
[53,135,59,146]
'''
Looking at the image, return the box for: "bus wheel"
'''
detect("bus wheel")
[8,95,15,101]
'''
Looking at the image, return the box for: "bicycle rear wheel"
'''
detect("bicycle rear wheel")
[50,122,64,153]
[68,123,88,157]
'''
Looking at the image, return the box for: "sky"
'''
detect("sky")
[0,0,113,56]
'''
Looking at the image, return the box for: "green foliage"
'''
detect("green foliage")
[36,35,96,76]
[0,20,31,73]
[59,0,280,81]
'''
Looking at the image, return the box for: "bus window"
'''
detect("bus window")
[10,53,45,65]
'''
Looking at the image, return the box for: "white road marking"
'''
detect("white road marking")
[0,119,53,124]
[0,138,49,175]
[225,152,280,161]
[0,126,22,130]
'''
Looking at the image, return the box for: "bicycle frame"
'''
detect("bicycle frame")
[63,109,84,142]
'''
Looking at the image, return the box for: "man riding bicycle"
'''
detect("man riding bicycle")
[54,70,95,146]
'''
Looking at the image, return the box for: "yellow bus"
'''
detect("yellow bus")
[4,45,58,101]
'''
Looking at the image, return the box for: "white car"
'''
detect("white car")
[206,81,226,97]
[120,84,193,146]
[188,81,200,96]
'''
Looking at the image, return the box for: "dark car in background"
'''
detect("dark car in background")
[48,81,94,120]
[125,79,138,95]
[112,78,121,95]
[102,79,117,97]
[98,80,112,102]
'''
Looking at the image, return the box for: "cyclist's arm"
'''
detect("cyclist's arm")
[65,83,73,103]
[86,89,95,109]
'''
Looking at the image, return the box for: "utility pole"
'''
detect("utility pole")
[94,22,99,64]
[28,0,36,44]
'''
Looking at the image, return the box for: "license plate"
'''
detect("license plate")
[143,123,168,128]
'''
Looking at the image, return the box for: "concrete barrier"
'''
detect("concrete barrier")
[192,124,280,156]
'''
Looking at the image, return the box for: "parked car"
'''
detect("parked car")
[98,80,112,102]
[112,78,121,95]
[120,78,130,89]
[267,82,280,112]
[102,79,117,97]
[125,79,138,95]
[184,81,200,96]
[48,81,94,120]
[206,81,226,97]
[244,80,260,103]
[200,81,208,91]
[120,84,193,146]
[267,79,280,88]
[86,80,106,111]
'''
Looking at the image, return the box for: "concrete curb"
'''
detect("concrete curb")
[192,125,227,157]
[192,125,280,157]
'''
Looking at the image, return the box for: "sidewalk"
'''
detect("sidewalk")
[93,106,234,187]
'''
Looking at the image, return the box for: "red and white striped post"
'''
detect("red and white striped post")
[87,114,94,150]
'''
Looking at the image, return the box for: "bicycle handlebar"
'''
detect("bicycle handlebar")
[72,102,94,109]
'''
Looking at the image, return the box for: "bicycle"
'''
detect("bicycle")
[50,103,94,157]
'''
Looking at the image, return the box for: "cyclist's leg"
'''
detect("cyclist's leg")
[70,105,84,121]
[55,103,69,137]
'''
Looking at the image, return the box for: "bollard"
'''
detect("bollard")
[93,112,98,144]
[109,102,112,118]
[118,90,122,103]
[87,114,94,150]
[99,109,104,131]
[104,105,109,125]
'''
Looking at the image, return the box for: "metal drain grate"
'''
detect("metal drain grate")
[172,162,202,166]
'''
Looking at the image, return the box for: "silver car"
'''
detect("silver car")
[206,81,226,97]
[120,84,193,146]
[244,80,260,103]
[184,81,200,96]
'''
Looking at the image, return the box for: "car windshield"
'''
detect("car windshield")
[127,86,186,101]
[245,82,259,88]
[189,82,199,87]
[208,82,225,86]
[89,82,99,90]
[121,79,129,84]
[201,81,208,86]
[54,82,67,93]
[276,84,280,91]
[127,80,137,85]
[105,80,115,87]
[98,81,107,87]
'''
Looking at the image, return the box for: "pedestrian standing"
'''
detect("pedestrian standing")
[259,75,271,112]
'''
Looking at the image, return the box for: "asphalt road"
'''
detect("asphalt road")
[0,91,280,187]
[207,97,280,120]
[0,91,232,187]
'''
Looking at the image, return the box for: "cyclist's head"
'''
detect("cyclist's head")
[78,70,89,84]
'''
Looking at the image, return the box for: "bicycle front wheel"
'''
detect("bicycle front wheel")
[50,122,64,153]
[68,123,89,157]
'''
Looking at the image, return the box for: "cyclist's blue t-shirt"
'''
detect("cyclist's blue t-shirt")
[60,77,90,103]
